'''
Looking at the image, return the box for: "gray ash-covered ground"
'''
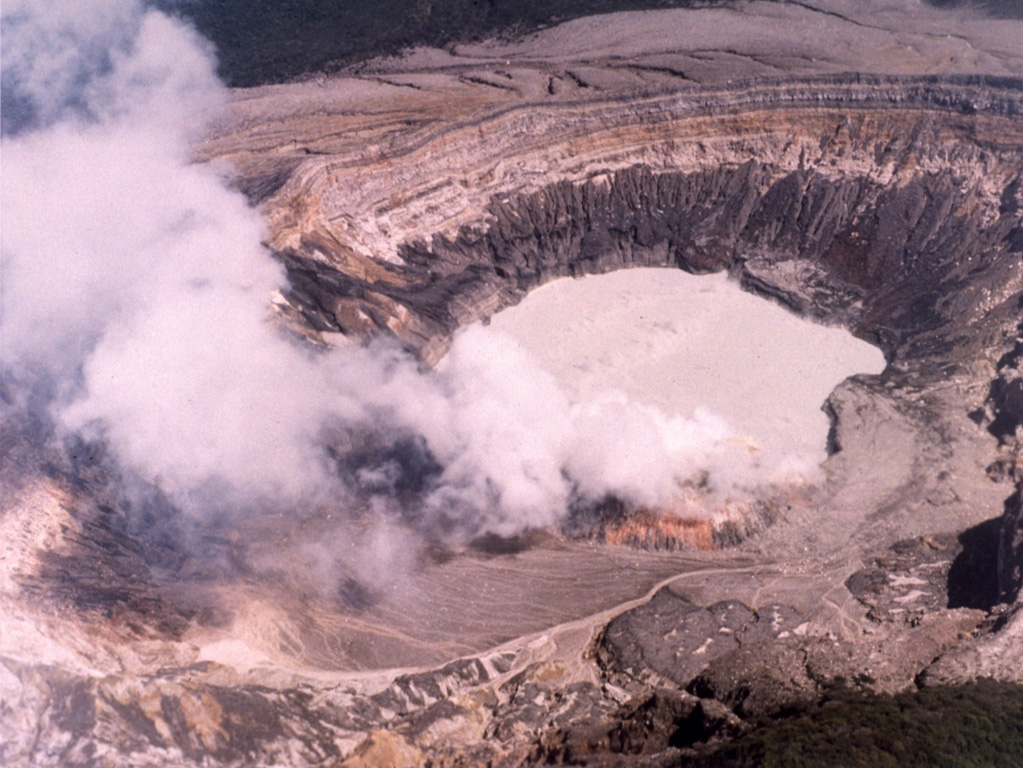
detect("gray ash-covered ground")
[156,0,1023,88]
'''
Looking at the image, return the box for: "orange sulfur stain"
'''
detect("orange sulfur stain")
[603,509,716,550]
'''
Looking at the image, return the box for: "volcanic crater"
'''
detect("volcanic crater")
[3,2,1023,766]
[257,72,1023,549]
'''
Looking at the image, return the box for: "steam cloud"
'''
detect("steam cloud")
[1,0,766,542]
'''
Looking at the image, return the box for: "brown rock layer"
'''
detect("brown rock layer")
[255,76,1023,370]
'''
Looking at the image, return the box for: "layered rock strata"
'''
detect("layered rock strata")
[240,76,1023,363]
[254,73,1023,556]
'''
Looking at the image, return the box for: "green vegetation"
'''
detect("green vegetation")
[158,0,718,87]
[680,680,1023,768]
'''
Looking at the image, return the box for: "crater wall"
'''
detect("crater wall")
[249,76,1022,554]
[207,62,1023,751]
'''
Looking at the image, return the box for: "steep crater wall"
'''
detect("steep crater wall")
[269,79,1022,547]
[274,77,1022,373]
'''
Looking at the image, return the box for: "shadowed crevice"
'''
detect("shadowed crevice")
[947,517,1002,610]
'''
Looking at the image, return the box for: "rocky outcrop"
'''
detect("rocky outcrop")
[594,541,989,724]
[597,590,817,713]
[267,77,1023,366]
[991,340,1023,605]
[1002,487,1023,605]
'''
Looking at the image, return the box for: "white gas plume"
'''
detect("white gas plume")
[0,0,872,543]
[2,1,345,507]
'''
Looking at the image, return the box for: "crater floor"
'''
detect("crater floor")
[479,267,886,468]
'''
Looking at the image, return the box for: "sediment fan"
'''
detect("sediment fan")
[3,2,1023,766]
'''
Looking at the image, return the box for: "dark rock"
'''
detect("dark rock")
[988,340,1023,442]
[1000,485,1023,604]
[687,643,817,719]
[846,532,966,620]
[599,589,734,687]
[948,518,1003,611]
[607,689,697,755]
[598,588,808,709]
[670,697,746,748]
[737,603,805,646]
